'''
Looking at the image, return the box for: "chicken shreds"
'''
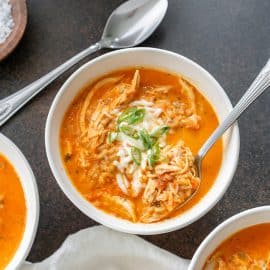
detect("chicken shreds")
[60,67,221,223]
[140,143,200,223]
[85,71,199,222]
[207,253,270,270]
[79,71,140,152]
[204,223,270,270]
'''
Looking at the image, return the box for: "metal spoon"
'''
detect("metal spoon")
[165,59,270,216]
[0,0,168,126]
[173,59,270,212]
[167,59,270,214]
[195,58,270,178]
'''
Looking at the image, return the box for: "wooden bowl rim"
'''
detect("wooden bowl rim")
[0,0,27,61]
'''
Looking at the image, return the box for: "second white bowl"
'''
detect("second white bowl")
[189,206,270,269]
[0,134,39,270]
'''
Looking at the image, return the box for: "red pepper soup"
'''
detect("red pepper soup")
[204,223,270,269]
[0,154,26,269]
[60,67,222,223]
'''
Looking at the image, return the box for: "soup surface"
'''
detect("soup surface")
[204,223,270,269]
[60,67,222,223]
[0,154,26,269]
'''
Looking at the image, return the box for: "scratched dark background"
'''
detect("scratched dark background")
[0,0,269,261]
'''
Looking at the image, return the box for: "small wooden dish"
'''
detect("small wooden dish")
[0,0,27,61]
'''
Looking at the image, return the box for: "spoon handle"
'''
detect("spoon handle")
[198,58,270,160]
[0,42,103,127]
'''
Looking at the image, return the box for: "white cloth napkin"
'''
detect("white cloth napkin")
[20,226,190,270]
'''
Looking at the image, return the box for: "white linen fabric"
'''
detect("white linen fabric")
[20,226,190,270]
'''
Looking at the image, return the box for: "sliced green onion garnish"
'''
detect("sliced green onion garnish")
[117,107,145,125]
[107,132,118,143]
[119,125,139,139]
[149,143,160,167]
[132,108,145,124]
[151,126,170,138]
[131,146,142,166]
[140,129,153,150]
[118,107,136,123]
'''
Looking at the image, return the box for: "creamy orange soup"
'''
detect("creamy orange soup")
[60,67,222,223]
[0,154,26,269]
[204,223,270,269]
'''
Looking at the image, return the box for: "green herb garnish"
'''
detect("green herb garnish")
[149,143,160,167]
[131,146,142,166]
[119,125,139,139]
[140,129,153,150]
[117,107,145,125]
[151,126,170,138]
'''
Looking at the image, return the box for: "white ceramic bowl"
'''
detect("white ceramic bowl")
[45,47,240,235]
[189,206,270,269]
[0,133,39,270]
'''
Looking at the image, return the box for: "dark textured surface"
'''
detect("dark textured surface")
[0,0,270,262]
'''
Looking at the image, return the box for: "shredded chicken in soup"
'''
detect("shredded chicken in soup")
[204,224,270,270]
[60,68,222,223]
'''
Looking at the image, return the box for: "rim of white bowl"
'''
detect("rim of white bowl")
[45,47,240,234]
[189,206,270,269]
[0,133,39,270]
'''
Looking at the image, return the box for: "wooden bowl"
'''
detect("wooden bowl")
[0,0,27,61]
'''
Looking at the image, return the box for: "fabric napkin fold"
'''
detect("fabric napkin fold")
[20,225,189,270]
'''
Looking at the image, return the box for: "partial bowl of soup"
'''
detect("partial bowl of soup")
[45,47,239,234]
[0,134,39,270]
[189,206,270,269]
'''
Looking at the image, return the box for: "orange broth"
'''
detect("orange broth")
[204,223,270,269]
[0,154,26,269]
[60,67,222,222]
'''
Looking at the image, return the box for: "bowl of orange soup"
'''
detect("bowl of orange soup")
[0,134,39,270]
[45,47,239,234]
[189,206,270,269]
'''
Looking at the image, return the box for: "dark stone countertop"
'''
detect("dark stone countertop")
[0,0,269,262]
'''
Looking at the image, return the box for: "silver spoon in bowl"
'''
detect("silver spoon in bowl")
[195,58,270,179]
[0,0,168,126]
[174,59,270,212]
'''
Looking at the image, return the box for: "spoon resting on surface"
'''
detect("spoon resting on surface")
[0,0,168,127]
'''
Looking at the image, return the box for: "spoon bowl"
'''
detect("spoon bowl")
[101,0,168,48]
